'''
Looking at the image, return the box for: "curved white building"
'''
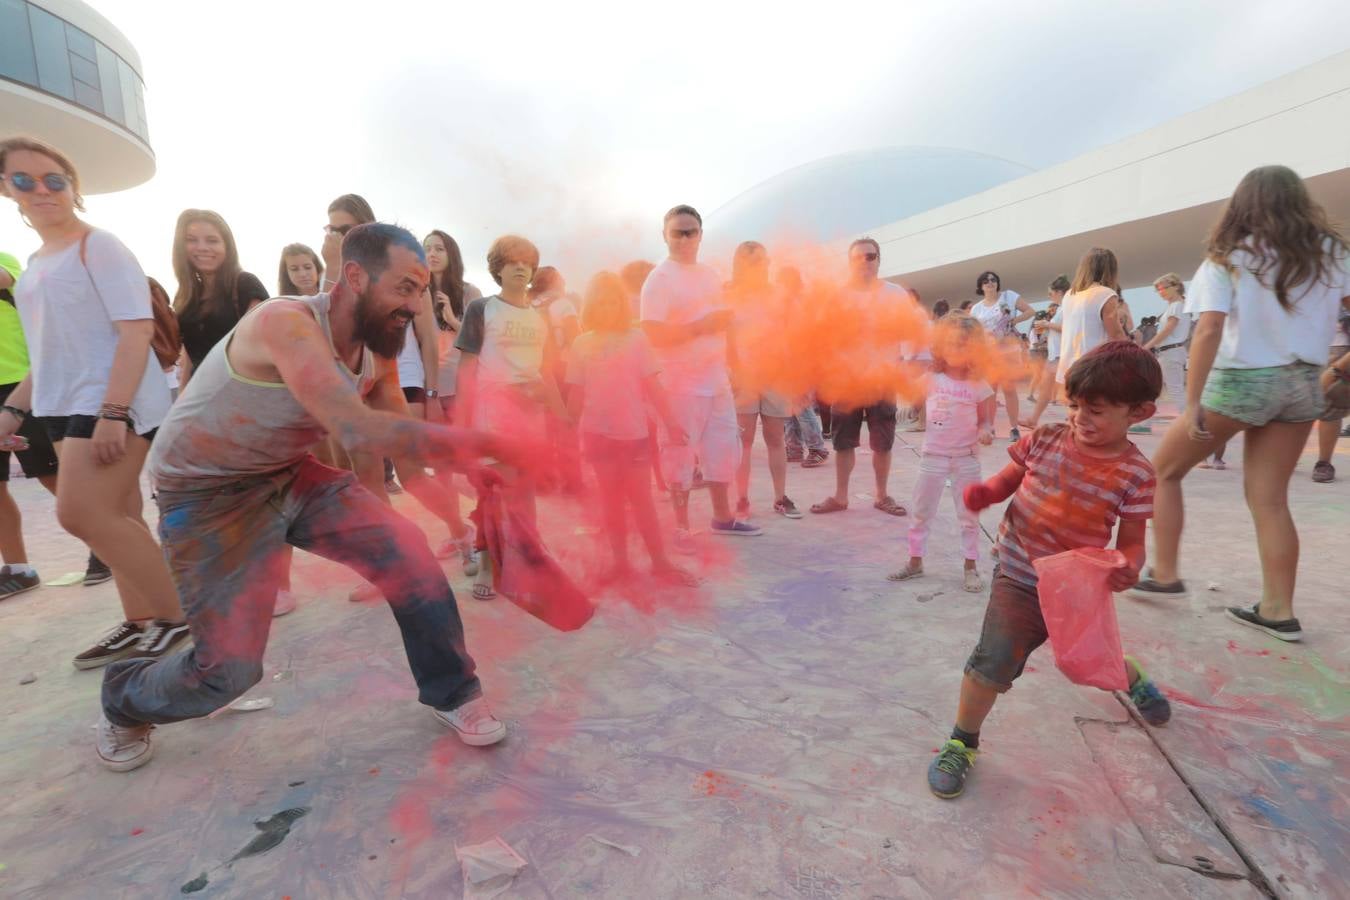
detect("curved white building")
[0,0,153,193]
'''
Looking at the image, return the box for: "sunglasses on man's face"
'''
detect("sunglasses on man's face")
[671,227,701,239]
[981,276,998,285]
[853,252,879,263]
[6,172,70,193]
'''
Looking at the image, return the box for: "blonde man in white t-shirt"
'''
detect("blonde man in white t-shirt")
[641,205,761,548]
[1143,273,1192,419]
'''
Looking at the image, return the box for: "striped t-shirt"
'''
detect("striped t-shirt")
[994,424,1154,586]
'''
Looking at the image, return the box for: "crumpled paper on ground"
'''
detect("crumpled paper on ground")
[455,836,528,899]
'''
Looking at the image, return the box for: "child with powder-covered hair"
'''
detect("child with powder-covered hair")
[927,340,1172,799]
[889,312,995,593]
[567,272,698,586]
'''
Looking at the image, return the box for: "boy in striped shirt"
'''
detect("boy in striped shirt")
[928,341,1172,799]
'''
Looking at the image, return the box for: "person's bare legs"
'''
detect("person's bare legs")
[735,412,757,506]
[1149,411,1246,583]
[762,416,787,501]
[872,449,892,500]
[955,673,999,735]
[832,448,856,505]
[53,438,182,621]
[1316,416,1342,464]
[0,474,56,564]
[707,483,734,522]
[1002,384,1020,434]
[627,457,677,572]
[1242,421,1314,621]
[1020,369,1056,428]
[593,457,630,574]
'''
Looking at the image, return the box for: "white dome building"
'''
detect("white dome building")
[706,146,1033,250]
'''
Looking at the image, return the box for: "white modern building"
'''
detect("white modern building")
[710,49,1350,306]
[0,0,153,193]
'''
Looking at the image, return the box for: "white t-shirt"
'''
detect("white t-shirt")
[1159,300,1191,346]
[639,258,729,397]
[395,322,424,388]
[540,296,578,349]
[923,373,993,456]
[565,329,660,440]
[455,294,547,386]
[840,280,924,365]
[1186,248,1350,369]
[970,290,1022,337]
[17,229,171,433]
[1055,284,1115,384]
[1047,306,1064,360]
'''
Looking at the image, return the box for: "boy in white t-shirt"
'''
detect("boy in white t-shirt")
[889,313,995,593]
[640,205,761,547]
[456,235,568,600]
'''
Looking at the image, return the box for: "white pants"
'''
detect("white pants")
[1156,346,1187,418]
[907,453,982,561]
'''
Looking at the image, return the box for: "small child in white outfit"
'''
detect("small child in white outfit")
[890,312,995,592]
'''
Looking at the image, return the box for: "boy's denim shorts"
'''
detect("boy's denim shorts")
[964,570,1048,692]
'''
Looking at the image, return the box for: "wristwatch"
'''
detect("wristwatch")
[424,389,440,398]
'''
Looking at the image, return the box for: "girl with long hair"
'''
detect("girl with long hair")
[0,137,188,667]
[278,243,323,296]
[566,272,694,584]
[1052,248,1127,385]
[969,270,1034,440]
[1129,165,1350,642]
[424,229,481,572]
[172,209,269,380]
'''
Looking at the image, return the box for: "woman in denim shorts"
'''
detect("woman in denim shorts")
[1129,165,1350,643]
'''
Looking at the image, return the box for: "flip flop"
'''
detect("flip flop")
[873,496,908,517]
[472,583,496,601]
[887,565,923,582]
[810,497,848,514]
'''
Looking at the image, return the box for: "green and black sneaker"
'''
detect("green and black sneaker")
[928,739,977,799]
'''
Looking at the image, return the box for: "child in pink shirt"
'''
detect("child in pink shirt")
[889,312,995,592]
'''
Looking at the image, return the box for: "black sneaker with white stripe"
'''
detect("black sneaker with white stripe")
[83,553,112,586]
[133,619,192,660]
[1226,605,1303,642]
[0,565,40,601]
[73,621,146,670]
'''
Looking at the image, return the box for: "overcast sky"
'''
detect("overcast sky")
[4,0,1350,302]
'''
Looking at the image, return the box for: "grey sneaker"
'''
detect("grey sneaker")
[97,715,154,771]
[433,697,506,746]
[773,496,803,519]
[928,739,977,799]
[83,554,112,586]
[1311,461,1335,483]
[710,518,763,536]
[0,565,40,602]
[1125,570,1188,601]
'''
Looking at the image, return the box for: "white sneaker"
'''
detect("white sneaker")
[433,697,507,746]
[97,715,154,771]
[963,569,985,593]
[273,590,297,617]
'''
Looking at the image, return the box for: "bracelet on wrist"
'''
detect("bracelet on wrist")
[1,404,27,422]
[98,412,133,427]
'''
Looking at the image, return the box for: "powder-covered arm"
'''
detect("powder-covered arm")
[963,461,1025,512]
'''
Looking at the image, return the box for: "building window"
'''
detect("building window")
[0,0,149,146]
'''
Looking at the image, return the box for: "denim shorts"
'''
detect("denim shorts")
[1201,362,1326,426]
[964,571,1047,693]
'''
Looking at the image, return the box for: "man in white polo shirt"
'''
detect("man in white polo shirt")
[641,205,761,548]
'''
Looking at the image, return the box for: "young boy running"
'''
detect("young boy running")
[928,340,1172,799]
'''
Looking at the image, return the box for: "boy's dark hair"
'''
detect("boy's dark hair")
[1049,274,1071,293]
[1065,340,1162,406]
[663,204,702,226]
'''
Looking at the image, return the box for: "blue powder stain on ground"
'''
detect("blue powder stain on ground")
[1242,794,1298,829]
[766,576,845,630]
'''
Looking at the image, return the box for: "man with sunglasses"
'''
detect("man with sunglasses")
[810,238,918,518]
[641,205,760,548]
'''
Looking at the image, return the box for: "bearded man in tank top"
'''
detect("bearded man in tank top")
[95,224,517,771]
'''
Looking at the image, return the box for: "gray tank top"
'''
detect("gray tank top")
[149,292,376,489]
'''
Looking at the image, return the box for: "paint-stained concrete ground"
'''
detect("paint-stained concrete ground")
[2,415,1347,899]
